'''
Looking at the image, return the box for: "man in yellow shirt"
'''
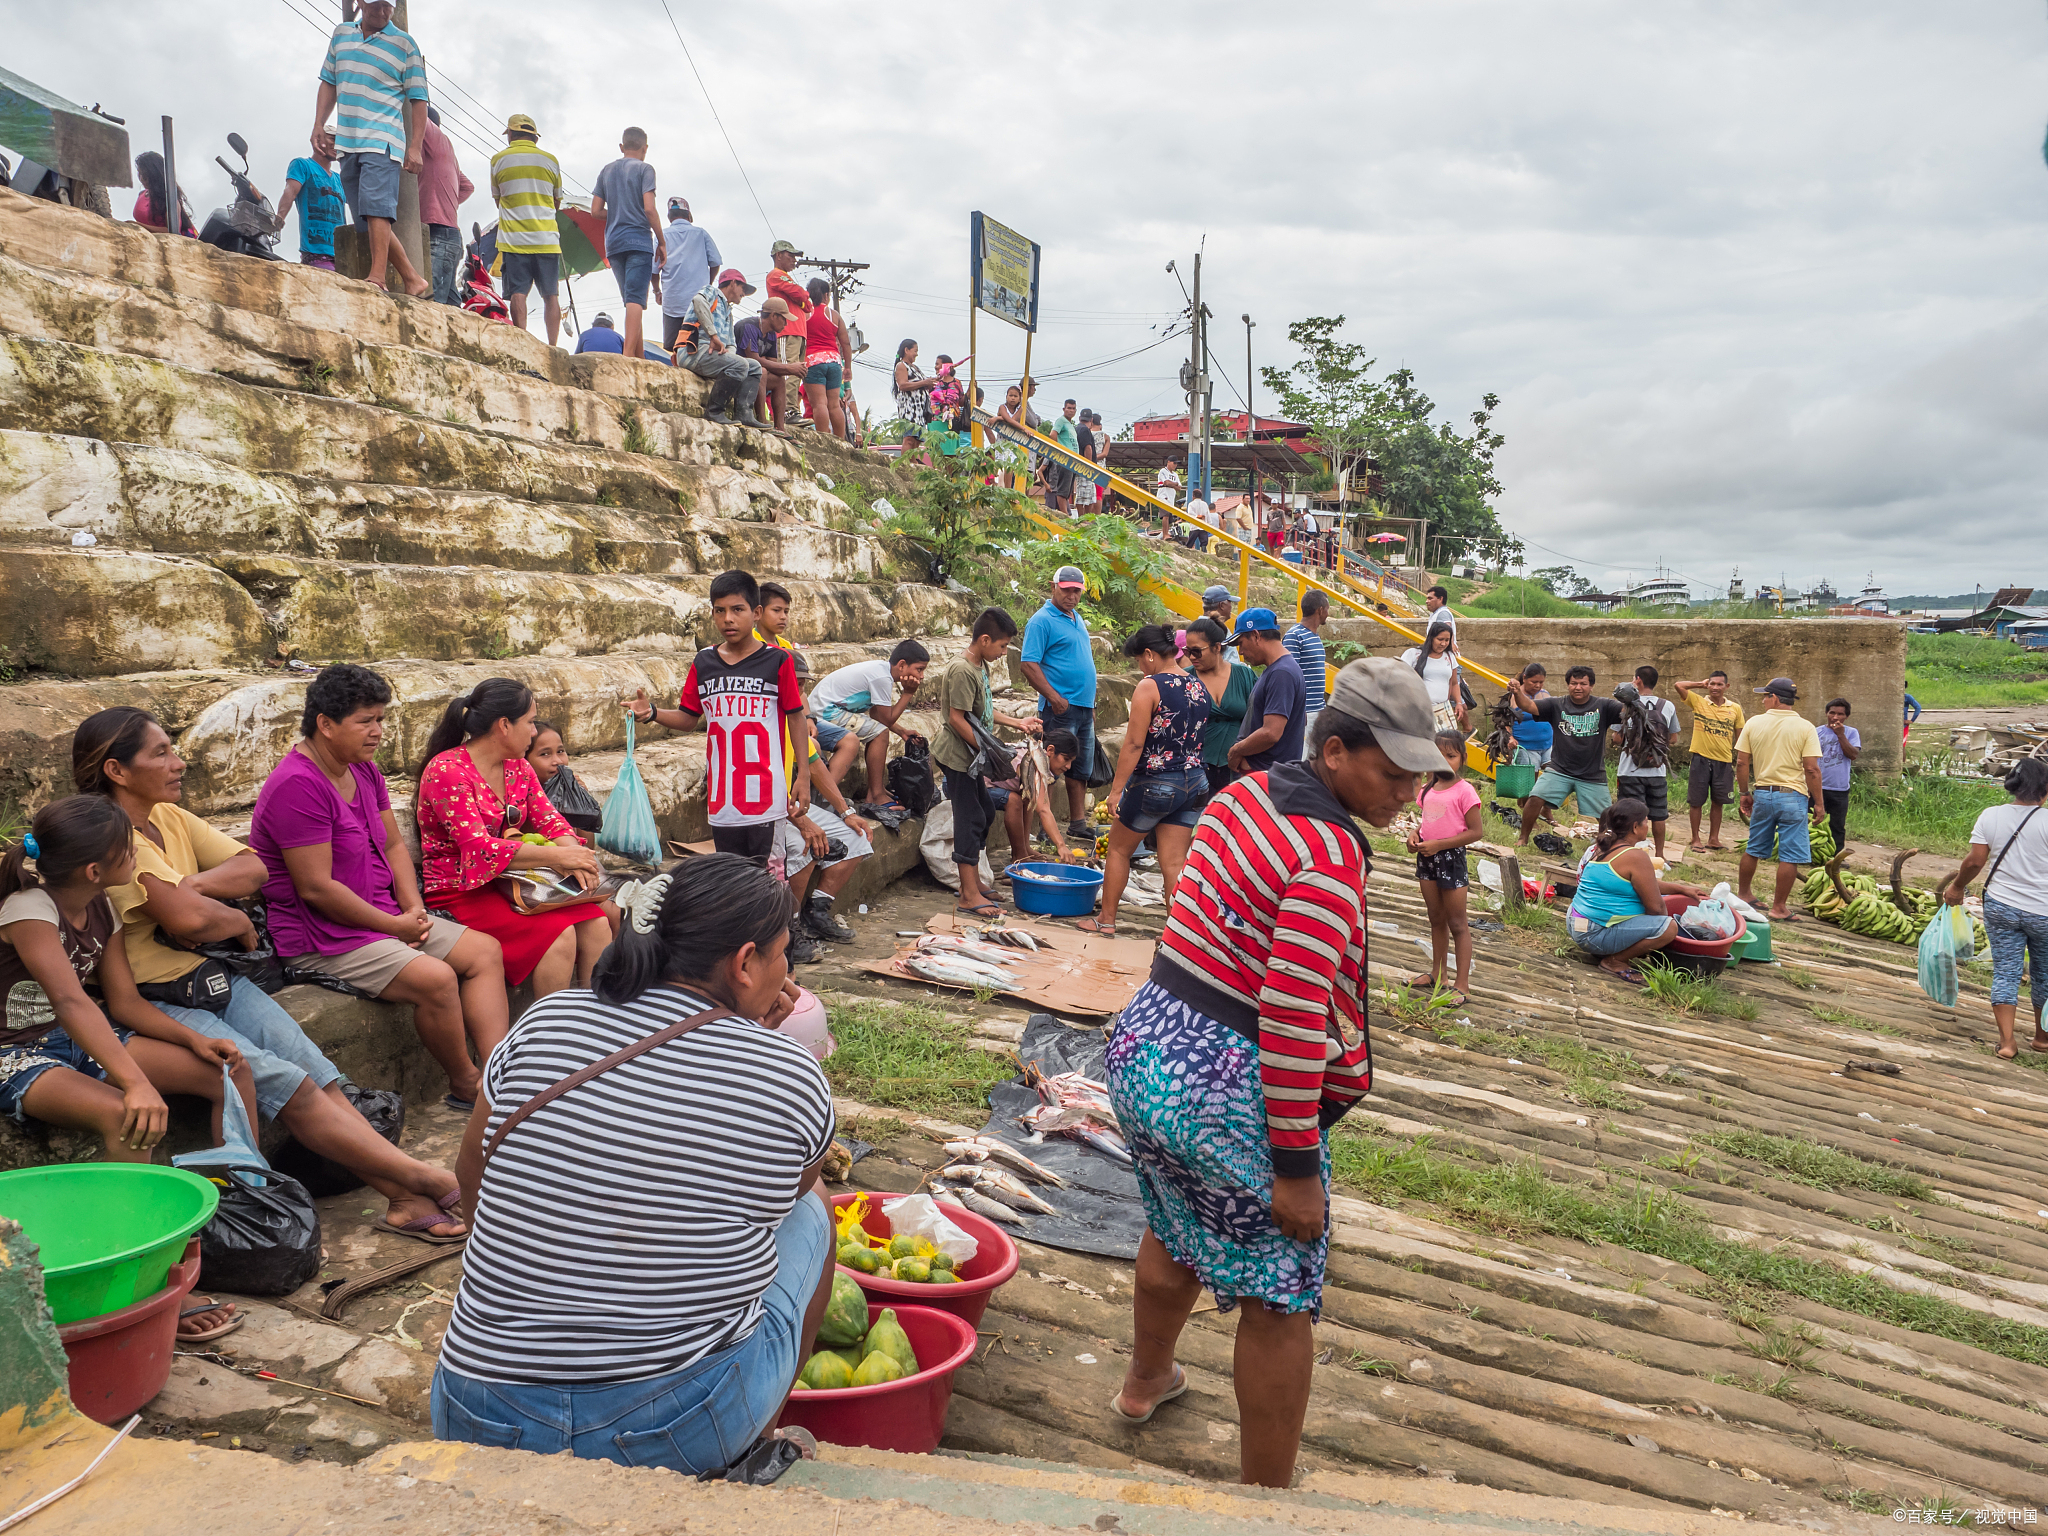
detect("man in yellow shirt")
[1674,671,1745,852]
[1733,677,1824,921]
[489,114,563,346]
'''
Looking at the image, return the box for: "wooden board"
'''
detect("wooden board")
[861,913,1155,1017]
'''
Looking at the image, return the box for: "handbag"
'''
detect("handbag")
[495,869,626,914]
[147,895,287,1000]
[484,998,725,1163]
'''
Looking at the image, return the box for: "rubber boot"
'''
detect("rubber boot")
[702,374,738,425]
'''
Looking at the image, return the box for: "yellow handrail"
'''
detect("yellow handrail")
[978,414,1513,692]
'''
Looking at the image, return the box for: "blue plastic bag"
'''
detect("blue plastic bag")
[1917,903,1960,1008]
[598,714,662,866]
[174,1062,269,1177]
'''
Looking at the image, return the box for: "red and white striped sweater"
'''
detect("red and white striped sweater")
[1149,762,1373,1178]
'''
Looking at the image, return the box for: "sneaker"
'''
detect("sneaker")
[787,927,825,964]
[1066,819,1092,842]
[804,900,856,944]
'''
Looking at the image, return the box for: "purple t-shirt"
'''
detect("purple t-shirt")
[251,751,401,957]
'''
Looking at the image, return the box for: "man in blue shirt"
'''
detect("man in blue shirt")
[1282,590,1329,756]
[574,313,625,355]
[1819,696,1862,853]
[589,127,665,359]
[274,148,345,270]
[1020,566,1098,839]
[658,196,721,353]
[312,0,431,296]
[686,269,766,427]
[1228,609,1307,772]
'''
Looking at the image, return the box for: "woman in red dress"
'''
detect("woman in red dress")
[415,679,608,997]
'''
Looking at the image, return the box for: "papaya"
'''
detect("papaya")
[817,1272,871,1347]
[930,1268,961,1284]
[893,1257,932,1283]
[863,1308,919,1375]
[829,1345,863,1371]
[839,1244,882,1275]
[850,1350,907,1386]
[799,1349,855,1390]
[928,1251,956,1273]
[887,1234,921,1261]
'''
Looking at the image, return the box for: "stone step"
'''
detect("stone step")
[0,428,881,581]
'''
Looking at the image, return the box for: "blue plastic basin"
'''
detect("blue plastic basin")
[1006,862,1104,917]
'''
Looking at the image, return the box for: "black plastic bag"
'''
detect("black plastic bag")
[270,1083,406,1197]
[702,1434,807,1485]
[155,896,287,995]
[190,1162,323,1296]
[887,737,937,816]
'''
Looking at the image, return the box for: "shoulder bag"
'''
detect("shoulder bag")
[483,999,724,1163]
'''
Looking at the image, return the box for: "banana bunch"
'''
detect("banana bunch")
[1837,891,1918,942]
[1807,818,1838,865]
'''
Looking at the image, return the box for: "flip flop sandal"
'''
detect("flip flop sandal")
[956,902,1004,919]
[1109,1365,1188,1424]
[443,1094,475,1113]
[1076,917,1117,936]
[375,1205,468,1245]
[178,1299,243,1343]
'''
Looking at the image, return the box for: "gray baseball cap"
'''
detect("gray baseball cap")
[1324,657,1448,774]
[1200,584,1232,606]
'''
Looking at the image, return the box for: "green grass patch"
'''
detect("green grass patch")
[1907,633,2048,711]
[1840,756,2007,858]
[1327,1132,2048,1367]
[1639,960,1758,1020]
[1455,577,1593,619]
[1501,900,1557,930]
[1697,1128,1931,1199]
[823,1001,1013,1118]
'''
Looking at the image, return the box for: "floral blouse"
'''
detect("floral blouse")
[1139,668,1211,776]
[416,749,573,898]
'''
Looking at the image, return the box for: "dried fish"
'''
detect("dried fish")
[939,1140,992,1162]
[942,1186,1026,1226]
[936,1161,989,1181]
[973,1167,1059,1215]
[905,953,1016,990]
[962,1136,1066,1187]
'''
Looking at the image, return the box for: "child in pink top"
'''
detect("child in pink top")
[1405,732,1485,1003]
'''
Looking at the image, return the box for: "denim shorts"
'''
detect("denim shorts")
[0,1025,128,1124]
[338,151,400,222]
[1566,910,1673,957]
[611,246,655,309]
[1744,787,1812,864]
[501,251,560,299]
[804,359,844,390]
[1117,767,1210,834]
[1512,745,1551,770]
[432,1190,833,1474]
[154,975,342,1118]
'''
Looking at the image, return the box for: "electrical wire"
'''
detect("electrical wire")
[653,0,774,239]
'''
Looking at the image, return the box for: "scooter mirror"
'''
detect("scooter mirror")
[227,132,248,160]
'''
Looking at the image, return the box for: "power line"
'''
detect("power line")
[653,0,774,239]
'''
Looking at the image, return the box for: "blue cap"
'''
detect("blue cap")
[1231,607,1279,638]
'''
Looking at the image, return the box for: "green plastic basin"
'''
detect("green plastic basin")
[0,1164,219,1325]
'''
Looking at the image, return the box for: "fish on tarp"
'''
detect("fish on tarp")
[973,923,1041,952]
[972,1166,1058,1216]
[904,953,1015,990]
[915,935,1021,967]
[936,1186,1025,1227]
[944,1136,1066,1187]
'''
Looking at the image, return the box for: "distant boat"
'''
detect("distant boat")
[1623,573,1690,612]
[1853,573,1888,614]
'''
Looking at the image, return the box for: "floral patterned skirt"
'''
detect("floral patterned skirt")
[1104,981,1331,1317]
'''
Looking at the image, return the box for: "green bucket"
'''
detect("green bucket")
[1494,761,1537,800]
[1740,918,1774,963]
[0,1164,219,1325]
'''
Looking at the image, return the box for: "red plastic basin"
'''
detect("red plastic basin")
[778,1302,978,1453]
[58,1238,199,1424]
[1662,894,1747,959]
[829,1190,1019,1328]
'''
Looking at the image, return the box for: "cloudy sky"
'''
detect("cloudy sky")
[11,2,2045,600]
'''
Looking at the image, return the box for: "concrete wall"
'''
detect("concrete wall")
[0,1217,72,1450]
[1323,616,1908,778]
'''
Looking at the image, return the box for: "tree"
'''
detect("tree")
[1259,317,1380,509]
[1530,564,1594,597]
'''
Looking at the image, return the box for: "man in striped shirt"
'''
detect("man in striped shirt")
[1283,589,1330,756]
[490,115,564,346]
[313,0,431,297]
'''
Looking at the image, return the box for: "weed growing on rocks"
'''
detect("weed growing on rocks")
[1697,1128,1931,1199]
[823,1000,1011,1118]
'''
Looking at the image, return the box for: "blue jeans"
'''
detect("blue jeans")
[1984,895,2048,1010]
[428,224,462,305]
[611,247,655,310]
[1744,787,1812,864]
[1037,703,1095,785]
[156,976,342,1118]
[0,1025,130,1124]
[1566,910,1674,957]
[431,1191,832,1473]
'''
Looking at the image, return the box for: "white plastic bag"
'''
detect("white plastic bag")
[880,1193,980,1265]
[917,800,995,892]
[1678,897,1739,941]
[1711,881,1767,925]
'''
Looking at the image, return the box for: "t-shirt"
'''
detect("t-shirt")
[1617,696,1680,779]
[810,659,896,718]
[677,643,804,827]
[932,658,993,774]
[1422,608,1458,645]
[1970,803,2048,916]
[1282,623,1328,712]
[1076,423,1097,461]
[1733,708,1824,795]
[592,157,658,256]
[107,805,250,984]
[1050,413,1080,452]
[574,326,625,355]
[1021,602,1097,709]
[0,889,116,1049]
[1677,688,1745,763]
[439,985,834,1385]
[757,631,819,787]
[765,268,811,332]
[659,220,721,316]
[1237,652,1307,770]
[733,315,773,359]
[1531,696,1625,784]
[1818,724,1860,793]
[251,750,400,959]
[489,142,562,254]
[1400,649,1461,711]
[284,157,344,258]
[318,21,429,162]
[1418,776,1482,845]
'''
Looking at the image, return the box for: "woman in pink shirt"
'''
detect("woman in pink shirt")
[1405,731,1484,1004]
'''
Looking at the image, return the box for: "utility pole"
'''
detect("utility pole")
[797,257,870,441]
[1242,312,1256,514]
[1187,251,1212,505]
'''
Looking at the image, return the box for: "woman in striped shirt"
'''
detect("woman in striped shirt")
[1105,657,1445,1486]
[434,854,836,1474]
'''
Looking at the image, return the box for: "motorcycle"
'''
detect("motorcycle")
[198,133,281,260]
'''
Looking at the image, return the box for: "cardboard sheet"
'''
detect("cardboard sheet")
[861,912,1155,1017]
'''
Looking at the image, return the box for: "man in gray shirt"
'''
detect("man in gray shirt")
[588,126,665,359]
[659,196,721,353]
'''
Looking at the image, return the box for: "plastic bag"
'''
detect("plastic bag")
[880,1193,980,1266]
[887,736,937,816]
[1918,903,1960,1008]
[1678,897,1739,941]
[270,1082,406,1197]
[173,1063,269,1175]
[1710,881,1768,925]
[917,800,994,892]
[598,715,662,865]
[1948,903,1976,963]
[188,1161,323,1295]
